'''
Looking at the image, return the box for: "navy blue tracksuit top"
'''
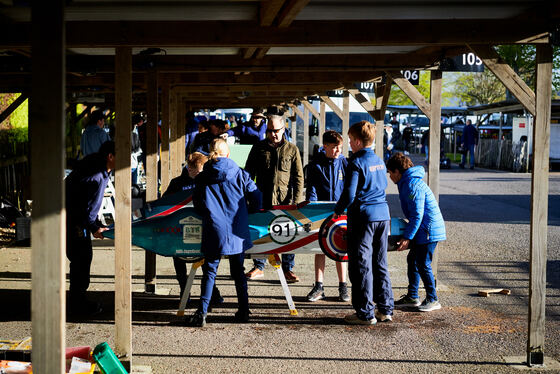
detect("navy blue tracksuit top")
[334,147,390,221]
[306,151,347,201]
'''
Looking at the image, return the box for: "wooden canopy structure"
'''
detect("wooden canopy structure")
[0,0,557,372]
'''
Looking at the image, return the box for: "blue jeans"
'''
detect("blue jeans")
[347,219,393,319]
[199,253,249,315]
[460,144,475,167]
[253,254,294,272]
[407,241,438,302]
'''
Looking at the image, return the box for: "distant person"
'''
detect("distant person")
[334,121,393,325]
[305,131,350,302]
[421,130,429,165]
[163,152,223,306]
[459,119,478,170]
[386,152,446,312]
[184,111,200,155]
[227,108,267,145]
[131,114,144,185]
[244,114,304,283]
[190,119,229,155]
[187,138,262,327]
[66,141,115,316]
[402,123,413,154]
[80,110,110,157]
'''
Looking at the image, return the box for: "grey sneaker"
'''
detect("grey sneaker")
[374,310,393,322]
[338,285,350,302]
[306,284,325,302]
[344,313,376,325]
[417,299,442,312]
[394,294,421,307]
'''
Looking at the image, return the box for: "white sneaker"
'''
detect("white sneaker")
[375,310,393,322]
[417,300,442,312]
[344,313,376,325]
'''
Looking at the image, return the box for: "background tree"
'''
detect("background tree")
[388,71,455,107]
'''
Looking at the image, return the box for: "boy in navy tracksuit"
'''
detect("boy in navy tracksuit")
[386,153,446,312]
[334,121,394,325]
[188,139,262,327]
[305,131,350,302]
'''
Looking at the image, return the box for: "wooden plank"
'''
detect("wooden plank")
[469,44,536,116]
[1,20,550,48]
[527,43,552,367]
[114,46,132,361]
[276,0,311,27]
[145,70,158,296]
[289,103,304,120]
[348,88,376,116]
[145,71,158,203]
[160,80,170,193]
[428,70,442,286]
[303,105,309,166]
[302,100,320,121]
[169,89,178,178]
[319,95,343,119]
[30,2,65,373]
[177,95,186,172]
[342,92,349,157]
[387,70,431,117]
[319,100,326,141]
[428,70,442,201]
[260,0,286,26]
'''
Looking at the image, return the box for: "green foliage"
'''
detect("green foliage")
[388,71,455,107]
[449,70,506,106]
[10,97,29,129]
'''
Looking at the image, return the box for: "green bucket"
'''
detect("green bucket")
[92,342,128,374]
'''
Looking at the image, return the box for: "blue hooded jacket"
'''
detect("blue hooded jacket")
[397,166,446,244]
[335,147,390,221]
[193,157,262,257]
[227,121,267,145]
[306,151,347,201]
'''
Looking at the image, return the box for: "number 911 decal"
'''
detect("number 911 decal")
[268,215,298,244]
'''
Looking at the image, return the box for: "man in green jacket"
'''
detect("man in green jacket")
[244,114,304,283]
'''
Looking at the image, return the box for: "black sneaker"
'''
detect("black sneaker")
[234,309,251,323]
[187,311,206,327]
[394,294,421,308]
[338,285,350,302]
[306,284,325,302]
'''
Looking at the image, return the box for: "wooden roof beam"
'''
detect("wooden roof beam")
[0,20,550,48]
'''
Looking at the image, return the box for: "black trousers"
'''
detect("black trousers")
[66,224,93,300]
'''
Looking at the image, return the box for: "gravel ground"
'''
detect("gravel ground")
[1,159,559,373]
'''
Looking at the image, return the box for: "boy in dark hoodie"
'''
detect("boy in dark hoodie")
[305,130,350,302]
[188,138,262,327]
[386,153,446,312]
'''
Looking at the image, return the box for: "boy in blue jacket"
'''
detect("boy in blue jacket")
[386,152,446,312]
[188,139,262,327]
[306,130,350,302]
[334,121,394,325]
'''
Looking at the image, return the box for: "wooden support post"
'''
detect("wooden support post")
[375,78,392,159]
[303,105,310,166]
[177,96,186,171]
[428,70,442,201]
[527,43,552,367]
[319,100,326,141]
[387,71,431,117]
[114,46,132,362]
[320,96,344,120]
[30,2,65,373]
[469,44,536,116]
[160,80,170,194]
[145,71,158,294]
[342,92,350,157]
[169,89,178,178]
